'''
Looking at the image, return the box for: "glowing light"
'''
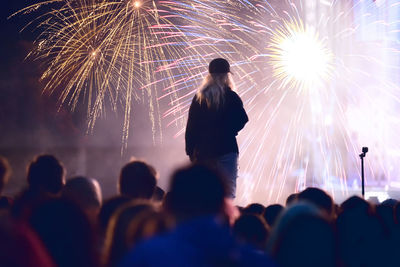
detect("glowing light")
[133,1,141,8]
[268,20,333,91]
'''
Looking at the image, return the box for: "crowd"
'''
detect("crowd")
[0,154,399,267]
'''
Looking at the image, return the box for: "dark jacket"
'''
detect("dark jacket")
[185,87,248,161]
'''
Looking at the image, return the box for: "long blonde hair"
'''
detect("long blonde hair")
[196,73,235,109]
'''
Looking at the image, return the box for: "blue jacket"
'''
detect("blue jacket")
[119,216,275,267]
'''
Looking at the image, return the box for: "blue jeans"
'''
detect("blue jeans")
[214,153,238,198]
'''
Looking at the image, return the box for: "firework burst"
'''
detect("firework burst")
[267,19,333,91]
[11,0,214,148]
[157,0,400,204]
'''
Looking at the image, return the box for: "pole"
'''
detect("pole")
[359,147,368,198]
[361,156,364,197]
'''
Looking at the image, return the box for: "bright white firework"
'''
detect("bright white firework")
[269,20,333,91]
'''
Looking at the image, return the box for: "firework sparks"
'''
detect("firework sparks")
[156,0,400,204]
[268,19,333,91]
[11,0,215,149]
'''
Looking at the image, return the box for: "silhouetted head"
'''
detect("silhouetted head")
[263,204,284,227]
[0,156,11,195]
[233,214,269,250]
[268,202,336,267]
[62,176,102,221]
[285,193,298,206]
[119,161,156,200]
[340,195,370,212]
[197,58,234,109]
[298,187,334,217]
[166,164,227,221]
[242,203,265,215]
[337,196,386,267]
[381,198,397,207]
[28,198,98,267]
[63,176,102,207]
[209,58,231,74]
[376,203,396,234]
[27,155,65,195]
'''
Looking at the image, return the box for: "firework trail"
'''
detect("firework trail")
[159,0,400,204]
[11,0,222,149]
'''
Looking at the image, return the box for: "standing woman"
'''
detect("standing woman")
[185,58,248,198]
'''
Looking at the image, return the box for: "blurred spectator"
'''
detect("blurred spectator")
[285,193,298,206]
[103,201,155,267]
[62,176,102,223]
[263,204,284,227]
[27,154,65,195]
[337,196,390,267]
[12,155,65,219]
[298,187,334,218]
[0,214,55,267]
[0,156,11,194]
[120,164,275,267]
[118,160,156,200]
[242,203,265,215]
[267,202,336,267]
[233,214,270,250]
[28,198,99,267]
[0,156,12,210]
[126,209,173,247]
[99,196,131,234]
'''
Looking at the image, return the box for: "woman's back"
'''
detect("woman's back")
[185,87,248,161]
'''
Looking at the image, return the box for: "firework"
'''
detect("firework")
[157,0,400,204]
[11,0,220,148]
[267,19,333,91]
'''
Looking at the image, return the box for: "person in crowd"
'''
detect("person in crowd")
[0,156,12,210]
[263,204,284,227]
[103,201,155,267]
[298,187,334,219]
[267,202,337,267]
[337,196,395,267]
[233,214,270,251]
[12,154,65,219]
[99,196,131,235]
[120,164,275,267]
[185,58,248,198]
[242,203,265,215]
[104,202,174,267]
[27,154,65,195]
[125,209,173,246]
[28,198,99,267]
[0,156,11,194]
[118,160,156,200]
[0,213,55,267]
[62,176,102,223]
[285,193,298,206]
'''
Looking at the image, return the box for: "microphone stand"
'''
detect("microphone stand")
[359,147,368,198]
